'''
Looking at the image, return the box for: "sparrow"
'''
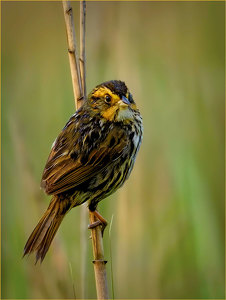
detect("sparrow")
[24,80,143,263]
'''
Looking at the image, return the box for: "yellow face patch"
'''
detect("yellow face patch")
[92,87,121,105]
[101,106,119,121]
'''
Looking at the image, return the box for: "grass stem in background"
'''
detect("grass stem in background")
[69,262,77,299]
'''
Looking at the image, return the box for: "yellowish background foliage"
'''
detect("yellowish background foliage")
[2,1,225,299]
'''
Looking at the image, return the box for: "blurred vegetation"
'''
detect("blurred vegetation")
[1,1,225,299]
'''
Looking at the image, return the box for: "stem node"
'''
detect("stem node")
[92,260,108,265]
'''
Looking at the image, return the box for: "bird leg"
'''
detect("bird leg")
[88,210,108,236]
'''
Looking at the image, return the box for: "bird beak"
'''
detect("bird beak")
[118,96,130,108]
[122,95,130,105]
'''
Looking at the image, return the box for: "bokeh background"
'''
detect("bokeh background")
[1,1,225,299]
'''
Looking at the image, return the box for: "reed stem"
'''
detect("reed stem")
[89,211,109,299]
[62,0,83,109]
[62,2,109,298]
[80,0,87,99]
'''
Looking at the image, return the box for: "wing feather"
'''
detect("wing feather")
[41,121,128,195]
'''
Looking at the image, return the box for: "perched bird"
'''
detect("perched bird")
[24,80,143,263]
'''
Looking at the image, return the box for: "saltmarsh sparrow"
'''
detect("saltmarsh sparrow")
[24,80,143,263]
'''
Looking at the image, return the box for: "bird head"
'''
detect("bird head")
[88,80,137,122]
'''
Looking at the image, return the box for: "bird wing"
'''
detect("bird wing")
[41,122,128,195]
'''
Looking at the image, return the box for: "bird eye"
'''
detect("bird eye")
[105,95,111,104]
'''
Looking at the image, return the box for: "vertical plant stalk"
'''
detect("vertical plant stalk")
[89,211,109,299]
[62,1,109,298]
[80,0,87,98]
[109,215,115,299]
[79,2,88,297]
[62,0,83,109]
[80,1,109,298]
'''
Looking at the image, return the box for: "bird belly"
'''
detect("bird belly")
[85,149,139,210]
[64,129,142,211]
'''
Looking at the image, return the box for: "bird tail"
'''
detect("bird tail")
[23,196,70,263]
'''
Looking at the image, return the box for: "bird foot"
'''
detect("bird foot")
[88,220,102,229]
[88,210,108,236]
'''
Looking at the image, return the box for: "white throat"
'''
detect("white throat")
[116,108,134,122]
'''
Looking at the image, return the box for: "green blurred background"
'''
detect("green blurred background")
[1,1,225,299]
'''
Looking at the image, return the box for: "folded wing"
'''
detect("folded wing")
[41,122,128,195]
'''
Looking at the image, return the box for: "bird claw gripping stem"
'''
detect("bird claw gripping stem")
[88,210,108,236]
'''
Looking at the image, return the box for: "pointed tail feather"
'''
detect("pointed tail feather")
[23,196,70,263]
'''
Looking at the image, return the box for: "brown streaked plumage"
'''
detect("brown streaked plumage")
[24,80,143,263]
